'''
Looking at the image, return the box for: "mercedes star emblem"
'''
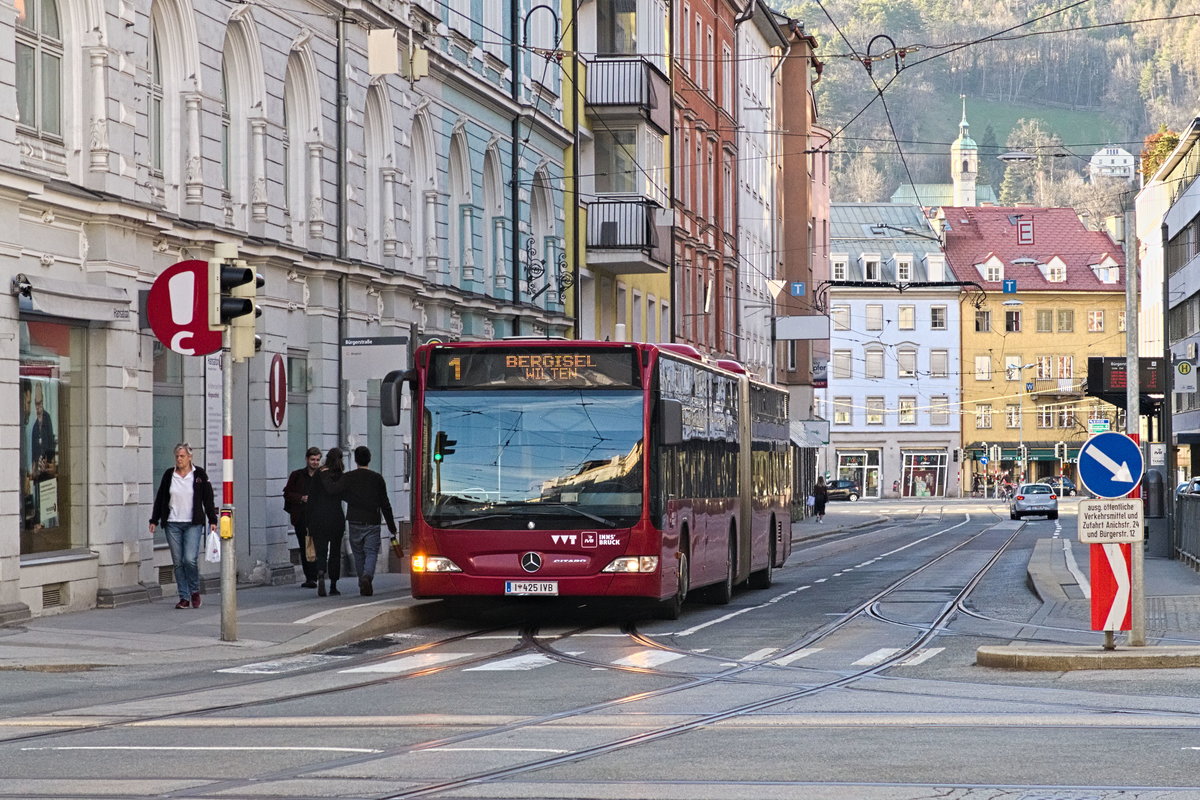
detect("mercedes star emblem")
[520,552,543,573]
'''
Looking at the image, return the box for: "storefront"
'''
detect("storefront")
[837,449,880,499]
[899,451,947,497]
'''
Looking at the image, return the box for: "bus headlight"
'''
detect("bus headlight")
[412,555,462,573]
[601,556,659,573]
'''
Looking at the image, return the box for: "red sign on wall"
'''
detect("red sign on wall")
[1016,218,1035,246]
[268,353,287,428]
[147,260,222,356]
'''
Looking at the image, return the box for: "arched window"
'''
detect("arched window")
[529,169,558,306]
[148,29,163,171]
[482,147,504,292]
[962,159,970,174]
[283,51,318,243]
[448,130,472,283]
[364,83,394,264]
[16,0,63,138]
[410,114,436,276]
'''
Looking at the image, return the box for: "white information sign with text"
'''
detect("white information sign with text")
[1078,498,1144,544]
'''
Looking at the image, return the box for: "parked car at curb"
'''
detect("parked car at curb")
[1010,483,1059,520]
[827,479,861,502]
[1043,476,1078,496]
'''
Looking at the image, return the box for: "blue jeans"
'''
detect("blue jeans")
[347,522,382,579]
[164,521,204,599]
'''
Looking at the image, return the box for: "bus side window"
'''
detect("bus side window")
[660,398,683,446]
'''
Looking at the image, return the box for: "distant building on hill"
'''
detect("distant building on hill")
[1088,146,1136,182]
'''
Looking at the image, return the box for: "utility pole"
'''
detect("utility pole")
[1124,199,1144,646]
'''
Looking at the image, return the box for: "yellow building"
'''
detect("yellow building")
[940,206,1127,490]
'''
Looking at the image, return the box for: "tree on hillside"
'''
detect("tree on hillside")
[1141,126,1181,180]
[840,149,887,202]
[977,124,999,186]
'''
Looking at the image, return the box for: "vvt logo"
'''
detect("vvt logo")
[551,534,578,545]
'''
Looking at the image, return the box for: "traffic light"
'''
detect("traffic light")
[433,431,457,462]
[208,253,263,361]
[229,260,263,362]
[1054,441,1067,460]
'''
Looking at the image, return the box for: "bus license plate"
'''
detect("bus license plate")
[505,581,558,596]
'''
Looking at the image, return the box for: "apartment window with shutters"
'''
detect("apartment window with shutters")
[866,396,885,425]
[1088,309,1104,332]
[1036,355,1052,379]
[1057,309,1074,332]
[1057,355,1074,378]
[975,355,991,380]
[898,305,915,330]
[866,304,884,330]
[931,396,950,426]
[898,397,916,424]
[1036,309,1053,332]
[1006,404,1020,428]
[866,349,884,379]
[930,349,948,377]
[1005,310,1021,332]
[976,403,993,429]
[831,305,850,330]
[975,310,991,332]
[721,44,732,106]
[833,397,852,425]
[931,306,947,330]
[898,348,916,377]
[833,350,852,379]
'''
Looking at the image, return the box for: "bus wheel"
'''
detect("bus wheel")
[706,533,736,605]
[747,520,776,590]
[657,549,689,620]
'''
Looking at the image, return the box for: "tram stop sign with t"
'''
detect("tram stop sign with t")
[1077,431,1144,499]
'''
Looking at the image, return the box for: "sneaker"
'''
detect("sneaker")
[191,592,202,608]
[359,576,373,597]
[175,599,191,609]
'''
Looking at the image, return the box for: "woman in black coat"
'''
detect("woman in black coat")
[307,448,346,596]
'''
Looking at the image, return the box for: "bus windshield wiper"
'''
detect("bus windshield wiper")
[435,502,616,529]
[438,512,521,529]
[534,502,617,528]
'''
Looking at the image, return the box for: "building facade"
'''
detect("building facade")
[821,204,960,499]
[939,206,1127,491]
[4,0,571,620]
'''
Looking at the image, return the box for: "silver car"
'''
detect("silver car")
[1009,483,1059,520]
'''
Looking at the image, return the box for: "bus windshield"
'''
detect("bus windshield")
[422,389,645,528]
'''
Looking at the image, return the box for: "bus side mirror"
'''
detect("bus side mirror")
[380,369,415,427]
[660,398,683,446]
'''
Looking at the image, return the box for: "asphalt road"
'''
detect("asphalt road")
[4,501,1200,799]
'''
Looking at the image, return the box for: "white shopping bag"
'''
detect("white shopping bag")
[204,530,222,563]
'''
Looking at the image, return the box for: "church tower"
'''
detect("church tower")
[951,96,978,206]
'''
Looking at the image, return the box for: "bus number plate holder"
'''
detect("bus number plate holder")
[505,581,558,596]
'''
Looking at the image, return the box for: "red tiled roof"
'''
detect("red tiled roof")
[940,206,1124,292]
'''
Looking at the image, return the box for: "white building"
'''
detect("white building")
[820,204,962,498]
[1089,146,1137,182]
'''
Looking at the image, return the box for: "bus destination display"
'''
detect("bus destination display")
[428,349,638,388]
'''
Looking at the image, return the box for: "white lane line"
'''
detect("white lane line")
[899,648,944,666]
[852,648,901,666]
[340,652,474,674]
[217,654,351,674]
[769,648,823,666]
[611,650,688,668]
[292,598,395,624]
[741,648,779,662]
[463,652,582,671]
[21,746,380,753]
[1063,539,1091,599]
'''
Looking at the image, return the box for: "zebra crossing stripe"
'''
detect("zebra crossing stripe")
[769,648,823,666]
[340,652,475,674]
[899,648,944,666]
[852,648,901,666]
[463,652,582,671]
[611,650,688,668]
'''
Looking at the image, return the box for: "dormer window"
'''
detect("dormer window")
[984,262,1003,282]
[1046,262,1065,282]
[865,258,881,281]
[832,258,847,281]
[896,258,912,282]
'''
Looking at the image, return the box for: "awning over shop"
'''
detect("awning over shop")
[12,273,131,323]
[790,419,829,448]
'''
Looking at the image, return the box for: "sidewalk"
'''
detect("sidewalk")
[0,571,444,671]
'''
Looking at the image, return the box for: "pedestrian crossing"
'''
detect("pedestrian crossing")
[222,645,956,675]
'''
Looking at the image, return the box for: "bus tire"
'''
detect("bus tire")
[747,519,776,590]
[656,538,689,620]
[705,530,736,605]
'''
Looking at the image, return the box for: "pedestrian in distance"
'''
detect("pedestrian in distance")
[327,445,398,597]
[308,447,347,597]
[812,476,828,523]
[149,443,217,609]
[282,446,322,589]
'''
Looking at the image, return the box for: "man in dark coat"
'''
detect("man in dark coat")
[283,447,322,588]
[337,446,397,596]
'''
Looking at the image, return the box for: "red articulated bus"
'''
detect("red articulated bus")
[380,339,792,618]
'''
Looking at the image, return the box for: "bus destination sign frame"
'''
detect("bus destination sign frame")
[427,348,639,389]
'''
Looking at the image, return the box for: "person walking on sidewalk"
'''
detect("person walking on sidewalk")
[149,443,218,609]
[331,445,397,597]
[308,448,347,597]
[812,477,828,523]
[283,446,322,589]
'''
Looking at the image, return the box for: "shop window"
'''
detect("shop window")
[20,319,86,555]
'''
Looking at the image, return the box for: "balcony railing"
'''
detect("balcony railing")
[1032,377,1083,395]
[586,200,671,272]
[586,58,670,133]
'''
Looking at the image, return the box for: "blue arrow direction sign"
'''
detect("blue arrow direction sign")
[1077,431,1144,499]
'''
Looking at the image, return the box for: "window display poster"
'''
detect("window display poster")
[20,373,59,530]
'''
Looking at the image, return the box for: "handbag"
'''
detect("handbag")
[304,534,316,563]
[204,529,222,563]
[806,494,816,506]
[390,534,404,562]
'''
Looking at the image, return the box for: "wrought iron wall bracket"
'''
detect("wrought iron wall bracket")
[813,279,988,312]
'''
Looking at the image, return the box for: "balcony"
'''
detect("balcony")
[1031,377,1084,397]
[586,200,671,275]
[586,58,671,134]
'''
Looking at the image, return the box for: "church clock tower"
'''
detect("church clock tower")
[951,96,978,206]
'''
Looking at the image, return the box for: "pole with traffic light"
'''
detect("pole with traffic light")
[207,243,263,642]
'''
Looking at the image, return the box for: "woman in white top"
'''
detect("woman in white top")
[149,443,218,609]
